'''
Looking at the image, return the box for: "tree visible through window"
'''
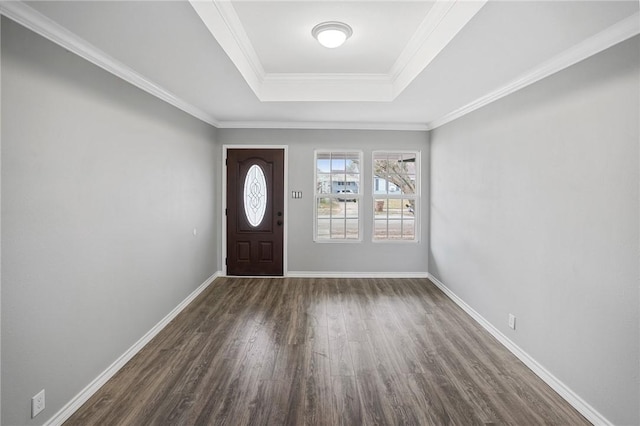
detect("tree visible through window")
[314,151,362,241]
[373,151,419,241]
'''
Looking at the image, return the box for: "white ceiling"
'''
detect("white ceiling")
[6,1,640,130]
[232,1,435,74]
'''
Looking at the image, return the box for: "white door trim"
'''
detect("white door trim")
[222,145,289,276]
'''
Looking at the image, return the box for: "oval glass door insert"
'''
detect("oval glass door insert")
[243,164,268,227]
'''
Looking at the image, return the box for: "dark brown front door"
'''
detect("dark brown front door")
[226,149,284,276]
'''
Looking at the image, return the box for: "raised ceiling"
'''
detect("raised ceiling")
[4,0,639,130]
[191,0,486,101]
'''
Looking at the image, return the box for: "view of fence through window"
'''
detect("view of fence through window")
[373,152,418,240]
[315,151,362,240]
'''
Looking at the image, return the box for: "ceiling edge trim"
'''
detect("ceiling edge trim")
[213,0,265,80]
[264,73,390,82]
[189,0,264,97]
[390,0,487,98]
[427,11,640,130]
[0,1,222,128]
[194,0,486,102]
[217,121,429,132]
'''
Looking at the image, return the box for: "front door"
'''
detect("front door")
[226,149,284,276]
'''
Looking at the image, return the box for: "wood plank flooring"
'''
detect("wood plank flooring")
[65,278,590,425]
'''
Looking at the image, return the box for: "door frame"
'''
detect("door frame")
[222,145,288,276]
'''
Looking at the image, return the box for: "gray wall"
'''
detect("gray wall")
[218,129,430,274]
[1,18,218,426]
[429,36,639,425]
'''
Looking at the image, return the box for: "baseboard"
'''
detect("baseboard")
[287,271,429,278]
[44,271,223,426]
[427,273,612,426]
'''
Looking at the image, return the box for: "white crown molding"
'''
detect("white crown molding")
[427,274,613,426]
[390,0,487,97]
[43,272,222,426]
[217,120,429,132]
[189,0,265,97]
[261,73,393,102]
[4,0,636,132]
[189,0,486,102]
[0,1,221,128]
[428,11,640,130]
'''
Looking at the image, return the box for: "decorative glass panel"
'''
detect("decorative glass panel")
[244,164,267,227]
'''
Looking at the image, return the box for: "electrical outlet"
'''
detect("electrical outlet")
[32,389,45,418]
[508,314,516,330]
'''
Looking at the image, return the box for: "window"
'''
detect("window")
[314,151,362,241]
[373,151,419,241]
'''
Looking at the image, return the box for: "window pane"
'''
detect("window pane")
[315,150,362,241]
[330,218,345,239]
[374,198,387,218]
[403,199,416,217]
[387,198,403,217]
[317,219,330,239]
[331,153,346,172]
[331,174,345,194]
[388,220,402,240]
[316,197,334,219]
[345,152,360,173]
[373,176,389,194]
[317,173,331,194]
[372,151,419,242]
[388,174,415,195]
[402,219,415,240]
[345,173,360,193]
[316,153,331,173]
[400,153,417,174]
[374,220,388,239]
[345,199,359,219]
[345,219,359,239]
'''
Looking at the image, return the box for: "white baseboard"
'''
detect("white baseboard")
[44,271,223,426]
[287,271,429,278]
[427,273,612,426]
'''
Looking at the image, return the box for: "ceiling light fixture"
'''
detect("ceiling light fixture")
[312,21,353,49]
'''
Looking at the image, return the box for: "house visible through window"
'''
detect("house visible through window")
[373,151,419,241]
[314,151,362,241]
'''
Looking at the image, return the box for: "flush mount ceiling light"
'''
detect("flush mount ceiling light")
[312,21,353,48]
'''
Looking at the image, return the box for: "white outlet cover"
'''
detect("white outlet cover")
[32,389,45,418]
[508,314,516,330]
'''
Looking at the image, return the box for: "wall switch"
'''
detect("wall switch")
[32,389,45,418]
[193,228,197,236]
[508,314,516,330]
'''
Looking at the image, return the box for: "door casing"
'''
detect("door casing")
[222,145,288,276]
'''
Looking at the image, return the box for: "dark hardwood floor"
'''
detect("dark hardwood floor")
[65,277,590,425]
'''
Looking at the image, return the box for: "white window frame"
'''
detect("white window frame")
[313,150,363,243]
[372,150,420,243]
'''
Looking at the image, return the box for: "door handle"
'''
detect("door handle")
[277,220,283,226]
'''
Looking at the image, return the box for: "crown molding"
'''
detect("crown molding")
[261,74,394,102]
[427,11,640,130]
[189,0,265,97]
[0,1,221,128]
[189,0,486,102]
[3,1,635,133]
[217,120,429,132]
[390,0,487,97]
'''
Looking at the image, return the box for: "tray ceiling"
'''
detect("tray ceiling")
[190,0,486,101]
[3,1,639,130]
